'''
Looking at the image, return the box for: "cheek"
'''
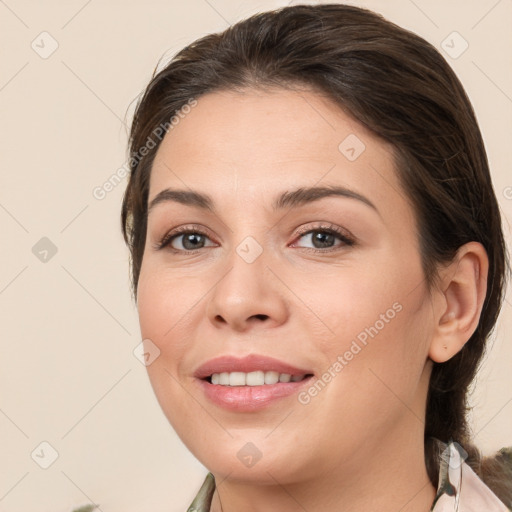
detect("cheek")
[136,271,199,421]
[137,274,171,349]
[300,250,431,395]
[294,257,413,351]
[137,266,199,352]
[136,271,205,427]
[328,283,432,413]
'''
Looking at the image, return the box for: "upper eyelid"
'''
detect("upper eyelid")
[295,223,352,237]
[163,223,347,239]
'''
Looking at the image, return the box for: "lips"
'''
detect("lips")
[194,354,315,411]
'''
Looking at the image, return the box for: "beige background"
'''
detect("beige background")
[1,1,511,511]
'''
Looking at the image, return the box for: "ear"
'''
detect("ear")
[428,242,489,363]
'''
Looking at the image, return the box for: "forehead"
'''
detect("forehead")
[149,88,406,215]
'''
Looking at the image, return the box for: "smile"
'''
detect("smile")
[209,371,309,386]
[194,354,315,411]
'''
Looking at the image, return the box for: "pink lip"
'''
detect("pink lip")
[193,354,314,412]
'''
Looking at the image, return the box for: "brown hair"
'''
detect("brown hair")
[121,3,510,504]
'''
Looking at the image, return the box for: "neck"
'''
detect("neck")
[210,426,436,512]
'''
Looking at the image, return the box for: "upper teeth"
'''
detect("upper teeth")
[210,371,306,386]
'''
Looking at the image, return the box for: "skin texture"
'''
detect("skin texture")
[136,88,488,511]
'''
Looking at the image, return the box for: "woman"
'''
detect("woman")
[121,4,511,511]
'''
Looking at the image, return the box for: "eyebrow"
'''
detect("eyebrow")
[147,185,378,214]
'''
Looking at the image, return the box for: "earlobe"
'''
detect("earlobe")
[428,242,488,363]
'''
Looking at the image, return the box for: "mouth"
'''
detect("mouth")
[205,371,312,386]
[194,354,315,411]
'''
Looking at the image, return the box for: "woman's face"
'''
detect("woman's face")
[137,87,436,483]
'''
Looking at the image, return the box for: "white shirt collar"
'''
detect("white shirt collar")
[431,441,509,511]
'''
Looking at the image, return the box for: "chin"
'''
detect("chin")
[183,436,284,477]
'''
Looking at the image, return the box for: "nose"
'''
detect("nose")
[205,244,289,333]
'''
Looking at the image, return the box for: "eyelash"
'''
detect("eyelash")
[294,223,356,251]
[155,223,356,254]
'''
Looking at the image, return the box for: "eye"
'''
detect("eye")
[156,225,217,252]
[155,223,355,253]
[292,224,355,251]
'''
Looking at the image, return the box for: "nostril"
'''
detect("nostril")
[252,314,268,321]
